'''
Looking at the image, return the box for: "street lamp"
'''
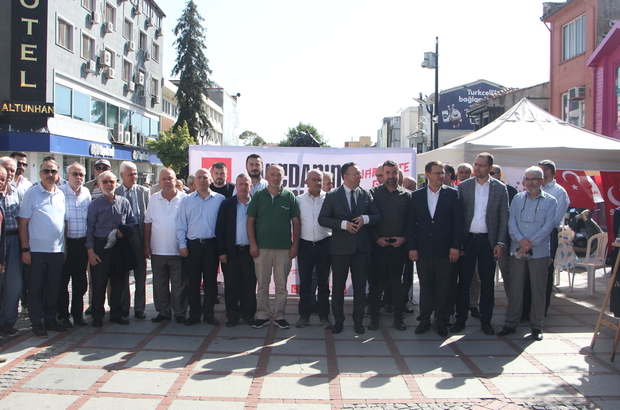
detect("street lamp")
[421,37,439,150]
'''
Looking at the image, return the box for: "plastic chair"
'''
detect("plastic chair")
[573,232,609,295]
[554,228,576,288]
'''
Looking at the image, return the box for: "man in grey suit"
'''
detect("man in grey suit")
[115,161,151,319]
[451,153,509,335]
[319,162,381,334]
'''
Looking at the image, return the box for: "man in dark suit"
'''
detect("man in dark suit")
[452,152,509,335]
[116,161,151,319]
[407,161,462,337]
[318,162,381,334]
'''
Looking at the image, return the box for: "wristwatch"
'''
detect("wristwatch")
[21,248,30,252]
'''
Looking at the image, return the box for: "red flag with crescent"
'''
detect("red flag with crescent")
[556,170,604,209]
[600,172,620,245]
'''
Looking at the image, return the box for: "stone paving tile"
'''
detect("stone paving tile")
[99,370,179,394]
[256,404,331,410]
[403,356,472,375]
[168,401,246,410]
[511,338,579,354]
[454,340,520,356]
[55,348,129,367]
[534,353,611,373]
[206,337,266,354]
[260,375,330,399]
[178,374,253,398]
[414,376,492,399]
[337,356,399,375]
[143,335,204,351]
[335,340,391,356]
[560,374,620,397]
[396,340,458,356]
[22,367,106,391]
[123,350,193,370]
[266,355,328,374]
[0,392,79,409]
[193,352,259,373]
[270,337,326,356]
[158,322,220,336]
[340,376,412,399]
[80,396,162,410]
[469,356,543,374]
[101,320,160,334]
[490,376,573,398]
[215,324,269,338]
[592,399,620,410]
[82,333,146,349]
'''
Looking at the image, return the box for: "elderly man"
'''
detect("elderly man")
[115,161,150,319]
[187,174,196,193]
[177,168,225,326]
[0,158,23,336]
[457,163,473,182]
[247,165,300,329]
[295,169,332,329]
[452,153,509,336]
[18,160,67,338]
[144,168,188,323]
[210,162,235,198]
[498,166,557,341]
[10,152,32,194]
[319,162,381,334]
[86,170,136,327]
[85,159,112,199]
[216,173,257,327]
[322,171,334,193]
[58,163,91,328]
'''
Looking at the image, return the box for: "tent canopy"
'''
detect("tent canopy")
[416,98,620,174]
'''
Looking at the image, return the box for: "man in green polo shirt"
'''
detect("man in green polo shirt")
[247,164,300,329]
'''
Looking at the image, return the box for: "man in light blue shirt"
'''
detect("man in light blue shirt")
[498,166,557,341]
[18,160,67,338]
[177,168,225,326]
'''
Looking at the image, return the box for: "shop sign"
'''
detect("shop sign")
[90,143,114,158]
[2,101,54,116]
[132,150,150,161]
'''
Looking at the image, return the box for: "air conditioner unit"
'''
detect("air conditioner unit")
[90,11,100,24]
[113,123,124,142]
[569,86,586,100]
[104,21,114,33]
[100,50,112,67]
[104,67,115,79]
[137,132,145,147]
[134,3,142,14]
[122,131,130,144]
[145,17,153,27]
[85,60,96,73]
[144,51,151,61]
[131,131,138,145]
[127,40,135,52]
[126,81,135,92]
[135,72,145,86]
[130,125,138,142]
[155,28,162,38]
[153,95,160,104]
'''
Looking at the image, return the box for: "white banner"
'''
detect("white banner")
[191,146,416,295]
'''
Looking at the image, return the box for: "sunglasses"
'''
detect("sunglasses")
[70,172,85,177]
[95,165,110,171]
[41,169,58,175]
[100,179,115,184]
[17,162,27,167]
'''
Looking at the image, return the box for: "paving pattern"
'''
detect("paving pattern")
[0,269,618,410]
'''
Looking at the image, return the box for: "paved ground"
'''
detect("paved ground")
[0,267,618,410]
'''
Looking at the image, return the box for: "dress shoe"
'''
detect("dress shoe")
[184,317,200,326]
[531,329,543,341]
[481,323,495,335]
[354,323,365,334]
[469,307,480,318]
[122,311,130,318]
[437,324,448,337]
[73,317,88,327]
[497,326,516,337]
[58,318,74,329]
[367,318,379,331]
[176,316,186,324]
[91,319,103,328]
[415,323,430,335]
[450,321,466,333]
[110,317,129,325]
[84,307,92,316]
[151,314,169,323]
[393,320,406,331]
[403,307,415,314]
[204,317,220,326]
[134,311,146,320]
[45,322,68,333]
[331,322,343,334]
[32,325,48,338]
[226,318,239,327]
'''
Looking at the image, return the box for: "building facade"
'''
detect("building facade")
[0,0,165,183]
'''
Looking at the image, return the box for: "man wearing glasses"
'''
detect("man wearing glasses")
[85,159,112,199]
[18,160,68,338]
[452,153,509,336]
[9,152,32,194]
[498,166,556,341]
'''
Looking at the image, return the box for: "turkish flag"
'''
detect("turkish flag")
[600,172,620,245]
[556,170,604,209]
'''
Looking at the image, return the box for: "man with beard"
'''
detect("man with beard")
[10,152,32,194]
[210,162,235,198]
[245,154,268,195]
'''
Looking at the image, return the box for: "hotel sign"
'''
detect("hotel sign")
[89,143,115,158]
[2,101,54,116]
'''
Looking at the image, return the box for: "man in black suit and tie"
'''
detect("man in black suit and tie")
[451,153,508,335]
[407,161,462,337]
[319,162,381,334]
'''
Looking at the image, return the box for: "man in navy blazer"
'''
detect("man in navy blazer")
[452,153,509,335]
[407,161,462,337]
[319,162,381,334]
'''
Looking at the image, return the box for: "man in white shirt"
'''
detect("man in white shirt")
[10,152,32,194]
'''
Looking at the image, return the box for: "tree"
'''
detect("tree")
[147,122,194,176]
[172,0,212,143]
[239,130,266,146]
[278,122,329,147]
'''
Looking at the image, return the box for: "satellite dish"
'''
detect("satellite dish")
[427,93,439,105]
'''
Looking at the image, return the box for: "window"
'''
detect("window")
[563,14,586,61]
[57,18,73,51]
[120,108,131,130]
[123,19,133,40]
[55,84,72,117]
[81,33,95,60]
[150,78,158,97]
[139,31,148,51]
[562,92,585,127]
[74,91,90,122]
[105,3,116,27]
[91,98,105,125]
[106,103,119,129]
[122,59,132,82]
[150,118,159,138]
[152,42,159,62]
[82,0,94,11]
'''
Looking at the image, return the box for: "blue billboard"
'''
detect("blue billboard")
[438,81,502,130]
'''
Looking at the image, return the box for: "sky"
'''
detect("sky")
[154,0,551,147]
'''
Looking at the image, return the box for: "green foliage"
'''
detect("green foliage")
[172,0,212,142]
[278,122,329,147]
[147,122,194,175]
[239,130,266,146]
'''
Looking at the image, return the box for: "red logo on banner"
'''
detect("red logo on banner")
[600,172,620,246]
[556,170,603,209]
[201,158,233,182]
[291,284,299,294]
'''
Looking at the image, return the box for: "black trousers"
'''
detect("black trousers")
[28,252,64,326]
[186,239,219,320]
[221,246,257,321]
[58,237,88,320]
[90,238,127,321]
[523,228,558,317]
[456,234,496,325]
[369,244,406,320]
[331,249,369,325]
[417,256,456,325]
[298,238,331,319]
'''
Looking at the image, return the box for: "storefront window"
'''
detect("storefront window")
[106,103,119,129]
[150,118,159,139]
[55,84,72,117]
[91,98,105,125]
[73,91,90,122]
[120,108,131,130]
[132,112,143,134]
[142,115,150,136]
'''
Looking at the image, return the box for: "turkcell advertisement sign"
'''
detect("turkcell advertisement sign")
[438,81,502,130]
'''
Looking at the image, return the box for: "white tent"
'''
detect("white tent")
[416,98,620,174]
